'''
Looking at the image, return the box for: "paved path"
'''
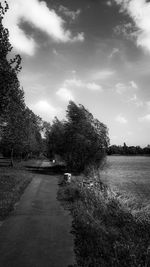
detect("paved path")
[0,160,75,267]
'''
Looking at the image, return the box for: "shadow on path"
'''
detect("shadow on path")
[25,164,66,176]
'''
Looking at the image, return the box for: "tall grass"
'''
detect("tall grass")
[58,169,150,267]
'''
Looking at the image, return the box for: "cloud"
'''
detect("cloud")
[30,100,58,120]
[64,78,83,88]
[59,5,81,21]
[106,1,113,7]
[91,70,115,81]
[115,0,150,53]
[128,94,143,107]
[86,82,103,91]
[139,114,150,122]
[146,101,150,110]
[3,0,84,55]
[109,48,120,58]
[115,83,127,94]
[53,48,59,56]
[129,80,138,89]
[115,81,138,94]
[115,114,128,124]
[114,22,136,41]
[63,78,103,92]
[56,88,74,102]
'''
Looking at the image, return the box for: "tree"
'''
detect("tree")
[0,2,22,119]
[0,2,43,163]
[64,101,109,171]
[1,107,43,160]
[47,101,109,172]
[47,117,66,159]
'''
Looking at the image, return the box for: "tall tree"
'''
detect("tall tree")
[0,2,43,163]
[0,1,23,119]
[47,101,109,172]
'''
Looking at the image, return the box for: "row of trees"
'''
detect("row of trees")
[0,2,109,171]
[107,143,150,155]
[0,2,45,164]
[47,101,109,172]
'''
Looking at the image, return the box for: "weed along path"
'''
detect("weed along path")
[0,160,75,267]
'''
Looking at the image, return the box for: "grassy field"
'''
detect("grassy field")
[101,156,150,210]
[58,167,150,267]
[0,158,42,220]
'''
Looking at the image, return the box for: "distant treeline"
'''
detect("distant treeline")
[107,143,150,155]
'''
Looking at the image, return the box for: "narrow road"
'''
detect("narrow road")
[0,160,75,267]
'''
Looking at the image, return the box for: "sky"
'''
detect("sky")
[2,0,150,146]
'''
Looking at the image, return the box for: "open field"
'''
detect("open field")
[101,156,150,208]
[0,158,42,220]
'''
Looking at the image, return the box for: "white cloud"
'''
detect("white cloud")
[129,80,138,89]
[63,78,103,92]
[86,82,103,91]
[128,94,143,107]
[146,101,150,110]
[129,94,137,101]
[59,5,81,21]
[64,78,83,88]
[115,114,128,124]
[53,49,59,56]
[56,88,74,102]
[115,0,150,53]
[139,114,150,122]
[109,48,120,58]
[114,22,136,41]
[106,1,112,7]
[30,100,58,120]
[115,81,138,94]
[91,70,115,81]
[3,0,84,55]
[115,83,127,94]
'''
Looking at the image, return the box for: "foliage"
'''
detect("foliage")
[0,2,43,159]
[1,107,43,158]
[0,1,22,117]
[107,143,150,155]
[47,101,109,172]
[58,175,150,267]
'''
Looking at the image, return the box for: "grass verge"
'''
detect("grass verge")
[58,170,150,267]
[0,160,37,220]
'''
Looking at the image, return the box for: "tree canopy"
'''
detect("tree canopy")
[47,101,109,172]
[0,2,43,161]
